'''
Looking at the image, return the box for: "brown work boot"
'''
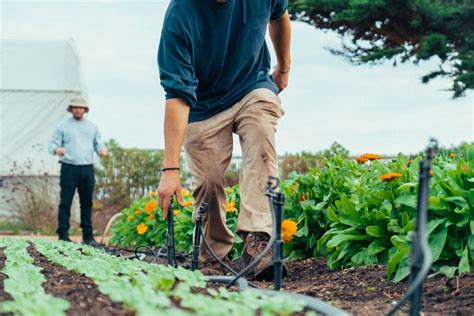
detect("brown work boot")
[242,232,287,281]
[200,256,233,276]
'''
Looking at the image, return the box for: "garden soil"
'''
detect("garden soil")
[0,243,472,315]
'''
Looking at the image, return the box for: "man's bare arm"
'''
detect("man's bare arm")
[158,98,190,218]
[269,11,292,92]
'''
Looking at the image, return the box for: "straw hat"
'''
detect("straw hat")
[67,96,89,113]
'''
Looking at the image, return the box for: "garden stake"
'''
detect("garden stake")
[167,196,176,267]
[408,138,437,316]
[387,138,438,316]
[266,177,285,291]
[192,202,208,271]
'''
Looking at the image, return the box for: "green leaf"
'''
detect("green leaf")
[366,225,384,237]
[395,195,417,209]
[458,246,470,274]
[327,207,338,222]
[371,210,389,221]
[429,226,448,262]
[467,189,474,208]
[351,249,378,266]
[438,266,458,278]
[393,257,410,283]
[388,219,401,233]
[391,235,410,249]
[326,233,371,248]
[429,196,444,210]
[367,240,386,255]
[428,218,447,235]
[387,248,409,279]
[401,212,410,227]
[302,219,309,237]
[397,182,418,192]
[400,219,415,234]
[300,200,316,210]
[315,201,327,210]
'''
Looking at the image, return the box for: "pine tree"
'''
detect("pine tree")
[288,0,474,97]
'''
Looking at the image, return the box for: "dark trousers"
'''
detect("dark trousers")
[57,163,95,240]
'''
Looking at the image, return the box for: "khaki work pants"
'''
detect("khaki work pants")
[184,88,284,262]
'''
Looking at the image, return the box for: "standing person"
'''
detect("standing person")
[48,96,107,246]
[157,0,291,280]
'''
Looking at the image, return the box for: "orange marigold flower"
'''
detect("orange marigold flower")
[300,194,307,201]
[449,153,455,159]
[149,214,155,221]
[144,199,157,214]
[226,200,238,213]
[136,223,148,235]
[462,165,468,173]
[134,210,142,215]
[183,200,193,207]
[355,157,369,164]
[281,219,297,243]
[361,153,382,160]
[173,210,180,217]
[380,172,402,181]
[181,188,191,197]
[148,191,157,196]
[127,216,135,221]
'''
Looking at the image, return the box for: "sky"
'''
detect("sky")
[1,0,473,156]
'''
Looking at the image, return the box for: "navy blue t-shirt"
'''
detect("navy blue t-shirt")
[158,0,288,123]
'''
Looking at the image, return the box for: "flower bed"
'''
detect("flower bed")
[110,144,473,281]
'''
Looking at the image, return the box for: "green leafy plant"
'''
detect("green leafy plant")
[0,238,70,315]
[32,239,304,315]
[283,143,474,281]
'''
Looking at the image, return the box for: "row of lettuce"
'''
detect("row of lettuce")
[0,238,305,315]
[110,143,474,281]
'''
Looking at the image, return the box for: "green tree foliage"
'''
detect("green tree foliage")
[95,139,165,209]
[288,0,474,97]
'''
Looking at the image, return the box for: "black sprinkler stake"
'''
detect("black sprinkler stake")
[386,138,438,316]
[266,176,285,291]
[409,139,437,316]
[167,196,176,267]
[192,202,208,271]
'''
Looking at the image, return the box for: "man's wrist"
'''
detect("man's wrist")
[273,64,291,73]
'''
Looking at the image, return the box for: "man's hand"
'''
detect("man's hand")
[272,68,289,93]
[157,170,184,219]
[99,147,108,157]
[55,147,65,156]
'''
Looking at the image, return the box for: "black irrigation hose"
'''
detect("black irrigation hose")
[225,184,278,289]
[199,226,239,276]
[205,276,351,316]
[199,226,260,289]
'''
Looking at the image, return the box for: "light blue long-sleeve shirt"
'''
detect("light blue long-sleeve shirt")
[48,117,103,165]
